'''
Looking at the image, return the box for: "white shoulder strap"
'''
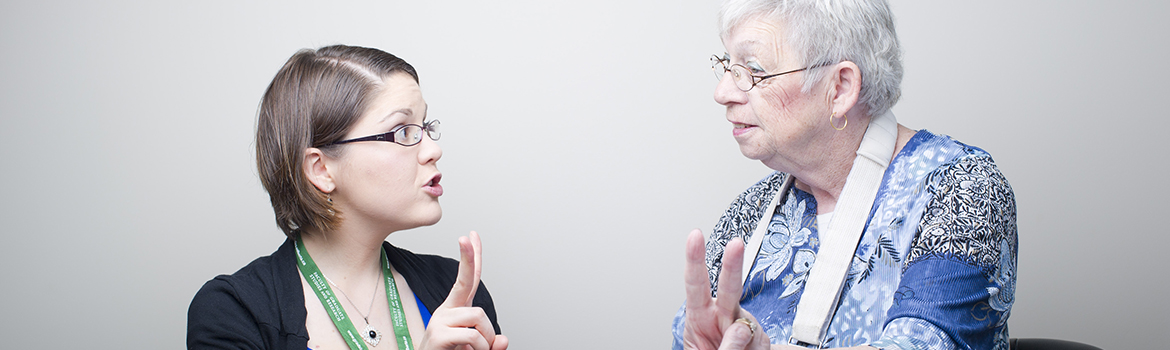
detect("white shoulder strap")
[789,111,898,346]
[742,175,796,283]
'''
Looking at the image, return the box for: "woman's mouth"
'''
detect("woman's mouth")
[423,173,443,197]
[732,123,756,137]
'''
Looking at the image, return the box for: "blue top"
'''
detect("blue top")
[672,130,1017,350]
[416,294,433,327]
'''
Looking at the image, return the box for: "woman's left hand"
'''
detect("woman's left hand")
[418,232,509,350]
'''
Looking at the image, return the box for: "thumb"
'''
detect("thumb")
[717,321,753,350]
[490,334,509,350]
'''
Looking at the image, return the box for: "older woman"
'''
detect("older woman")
[673,1,1016,350]
[188,45,508,350]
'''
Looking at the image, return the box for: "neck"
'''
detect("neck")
[789,121,915,215]
[781,119,867,214]
[299,225,390,293]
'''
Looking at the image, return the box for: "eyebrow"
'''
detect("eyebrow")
[732,40,766,59]
[376,108,414,126]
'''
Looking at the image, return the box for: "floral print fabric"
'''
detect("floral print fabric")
[672,131,1017,350]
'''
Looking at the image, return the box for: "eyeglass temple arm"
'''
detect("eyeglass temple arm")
[330,133,390,145]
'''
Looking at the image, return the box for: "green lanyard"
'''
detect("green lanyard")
[295,236,414,350]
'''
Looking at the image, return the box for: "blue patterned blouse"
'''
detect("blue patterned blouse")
[672,130,1017,350]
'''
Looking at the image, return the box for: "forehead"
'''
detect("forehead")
[360,72,426,124]
[722,16,788,60]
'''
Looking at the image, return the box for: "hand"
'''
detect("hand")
[419,232,509,350]
[682,229,750,350]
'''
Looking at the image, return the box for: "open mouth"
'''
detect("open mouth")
[732,122,757,136]
[423,173,444,197]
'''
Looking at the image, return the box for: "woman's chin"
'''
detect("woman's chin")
[736,144,770,161]
[420,207,442,226]
[395,206,442,230]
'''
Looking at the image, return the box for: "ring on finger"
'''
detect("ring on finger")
[734,317,757,337]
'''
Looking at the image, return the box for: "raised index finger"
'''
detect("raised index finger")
[684,229,714,310]
[443,235,479,308]
[468,231,483,306]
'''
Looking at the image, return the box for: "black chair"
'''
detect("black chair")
[1009,338,1103,350]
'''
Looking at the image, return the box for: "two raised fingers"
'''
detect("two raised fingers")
[684,229,747,320]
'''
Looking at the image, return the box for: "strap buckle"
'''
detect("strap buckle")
[788,336,827,349]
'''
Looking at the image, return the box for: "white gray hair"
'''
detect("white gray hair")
[719,0,903,117]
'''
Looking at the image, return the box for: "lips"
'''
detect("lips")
[423,173,443,197]
[731,122,757,137]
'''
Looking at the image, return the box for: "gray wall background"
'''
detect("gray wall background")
[1,1,1166,349]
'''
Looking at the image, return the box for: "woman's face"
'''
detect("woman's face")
[716,17,831,171]
[329,72,443,233]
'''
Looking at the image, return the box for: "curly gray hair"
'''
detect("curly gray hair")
[719,0,903,117]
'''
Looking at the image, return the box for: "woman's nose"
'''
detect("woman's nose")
[713,72,747,106]
[418,136,442,164]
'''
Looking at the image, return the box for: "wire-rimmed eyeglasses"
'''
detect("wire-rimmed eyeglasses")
[328,119,441,147]
[711,53,820,92]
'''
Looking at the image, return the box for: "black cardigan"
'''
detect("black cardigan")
[187,239,500,350]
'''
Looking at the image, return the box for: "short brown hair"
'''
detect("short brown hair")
[255,45,419,238]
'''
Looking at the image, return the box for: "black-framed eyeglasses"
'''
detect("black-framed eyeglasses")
[328,119,441,147]
[711,53,821,92]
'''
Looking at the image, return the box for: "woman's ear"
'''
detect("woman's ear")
[303,148,336,193]
[828,61,862,116]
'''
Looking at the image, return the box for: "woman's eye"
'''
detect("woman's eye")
[746,62,766,74]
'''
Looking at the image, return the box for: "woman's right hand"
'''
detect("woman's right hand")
[418,231,509,350]
[682,229,748,350]
[684,231,793,350]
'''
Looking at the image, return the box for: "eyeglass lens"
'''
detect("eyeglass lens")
[393,121,441,146]
[711,55,754,91]
[711,55,726,80]
[424,120,441,141]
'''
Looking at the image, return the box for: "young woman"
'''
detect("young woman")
[188,45,508,350]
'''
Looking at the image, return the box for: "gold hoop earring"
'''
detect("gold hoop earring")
[829,112,847,130]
